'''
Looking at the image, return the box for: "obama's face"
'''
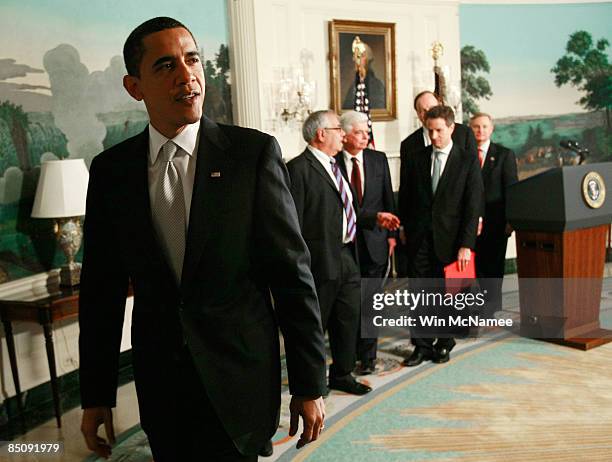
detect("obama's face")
[123,27,205,138]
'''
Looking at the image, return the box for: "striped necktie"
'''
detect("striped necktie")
[330,158,356,242]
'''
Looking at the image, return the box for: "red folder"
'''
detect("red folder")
[444,253,476,294]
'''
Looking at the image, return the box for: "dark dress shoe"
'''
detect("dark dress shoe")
[329,378,372,395]
[402,348,431,367]
[432,347,450,363]
[259,440,273,457]
[355,360,376,376]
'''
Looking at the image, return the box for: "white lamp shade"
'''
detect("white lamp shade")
[31,159,89,218]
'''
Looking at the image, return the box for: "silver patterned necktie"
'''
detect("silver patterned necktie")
[432,150,442,194]
[154,140,186,283]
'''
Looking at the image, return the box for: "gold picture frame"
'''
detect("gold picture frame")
[328,19,397,121]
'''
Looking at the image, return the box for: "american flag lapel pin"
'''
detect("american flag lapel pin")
[210,171,221,178]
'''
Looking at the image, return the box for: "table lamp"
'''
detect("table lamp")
[31,159,89,286]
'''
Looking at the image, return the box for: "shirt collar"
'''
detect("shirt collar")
[433,139,453,156]
[149,120,201,165]
[422,127,431,145]
[307,145,335,165]
[479,139,491,154]
[343,150,363,164]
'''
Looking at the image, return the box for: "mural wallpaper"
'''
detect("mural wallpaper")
[460,2,611,179]
[0,1,232,283]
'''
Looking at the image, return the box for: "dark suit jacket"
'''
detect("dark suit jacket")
[398,143,483,265]
[335,149,396,266]
[79,117,326,455]
[478,142,518,236]
[400,122,477,166]
[286,148,377,284]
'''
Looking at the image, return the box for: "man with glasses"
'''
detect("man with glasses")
[287,110,399,395]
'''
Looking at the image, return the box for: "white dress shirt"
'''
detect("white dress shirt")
[148,121,200,227]
[430,139,453,177]
[342,150,365,197]
[422,127,431,147]
[308,146,354,243]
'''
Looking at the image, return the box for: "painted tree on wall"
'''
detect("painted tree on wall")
[552,31,612,131]
[460,45,492,122]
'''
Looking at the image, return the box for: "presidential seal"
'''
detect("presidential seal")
[582,171,606,209]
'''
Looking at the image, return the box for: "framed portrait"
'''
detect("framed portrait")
[328,19,396,121]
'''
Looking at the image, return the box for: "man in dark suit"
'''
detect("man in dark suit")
[79,17,326,462]
[397,91,478,276]
[470,112,518,315]
[398,105,483,366]
[400,91,477,163]
[336,110,396,375]
[287,110,399,395]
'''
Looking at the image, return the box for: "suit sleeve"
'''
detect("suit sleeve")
[502,148,519,192]
[79,156,129,408]
[253,138,327,397]
[464,125,478,159]
[458,153,484,250]
[398,147,410,226]
[381,154,397,238]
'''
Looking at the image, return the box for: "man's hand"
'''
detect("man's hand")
[81,407,115,459]
[289,396,326,449]
[376,212,400,231]
[457,247,472,272]
[387,238,396,257]
[477,217,483,236]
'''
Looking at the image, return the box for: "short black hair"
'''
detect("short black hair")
[123,17,197,77]
[424,105,455,127]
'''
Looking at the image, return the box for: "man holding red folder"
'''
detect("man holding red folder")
[398,105,483,366]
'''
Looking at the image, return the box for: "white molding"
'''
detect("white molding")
[461,0,609,3]
[227,0,263,129]
[0,270,60,299]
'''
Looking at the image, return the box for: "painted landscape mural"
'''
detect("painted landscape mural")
[460,2,611,179]
[0,1,232,282]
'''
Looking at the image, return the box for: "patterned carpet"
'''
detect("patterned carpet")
[278,337,612,462]
[85,284,612,462]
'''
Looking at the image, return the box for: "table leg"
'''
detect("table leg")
[42,322,62,428]
[2,320,26,431]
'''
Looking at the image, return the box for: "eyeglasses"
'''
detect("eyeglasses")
[324,127,343,131]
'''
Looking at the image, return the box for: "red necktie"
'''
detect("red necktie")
[351,157,363,205]
[478,148,484,168]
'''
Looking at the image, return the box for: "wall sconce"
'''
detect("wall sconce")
[31,159,89,286]
[269,65,316,129]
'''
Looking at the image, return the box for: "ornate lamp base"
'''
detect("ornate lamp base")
[60,262,82,287]
[55,217,83,287]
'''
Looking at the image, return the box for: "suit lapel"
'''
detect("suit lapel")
[420,146,433,198]
[362,149,375,202]
[481,142,496,182]
[122,129,176,282]
[305,149,342,202]
[434,144,459,200]
[181,117,231,293]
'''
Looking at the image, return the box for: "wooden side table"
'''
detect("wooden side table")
[0,285,80,428]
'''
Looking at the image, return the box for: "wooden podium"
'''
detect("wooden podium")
[507,163,612,350]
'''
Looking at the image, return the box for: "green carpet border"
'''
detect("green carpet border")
[275,331,513,462]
